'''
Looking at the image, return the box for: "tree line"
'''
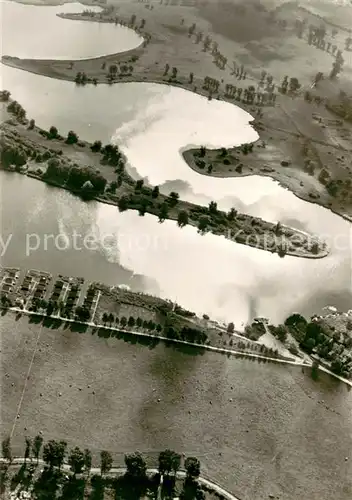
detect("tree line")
[1,435,207,499]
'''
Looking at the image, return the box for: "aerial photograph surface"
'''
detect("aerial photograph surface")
[0,0,351,498]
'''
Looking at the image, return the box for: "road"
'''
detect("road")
[0,459,242,500]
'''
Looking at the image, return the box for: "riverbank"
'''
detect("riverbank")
[1,97,328,259]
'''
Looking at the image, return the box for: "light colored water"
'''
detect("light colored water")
[0,1,142,60]
[0,1,351,327]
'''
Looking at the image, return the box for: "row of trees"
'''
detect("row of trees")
[99,310,208,345]
[1,435,201,483]
[101,312,163,332]
[7,100,26,121]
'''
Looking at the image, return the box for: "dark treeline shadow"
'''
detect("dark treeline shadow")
[69,322,88,334]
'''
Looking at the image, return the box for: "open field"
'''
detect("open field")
[1,313,352,500]
[3,0,352,221]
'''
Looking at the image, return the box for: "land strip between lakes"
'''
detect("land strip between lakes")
[1,98,329,259]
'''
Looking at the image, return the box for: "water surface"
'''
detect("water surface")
[1,0,142,59]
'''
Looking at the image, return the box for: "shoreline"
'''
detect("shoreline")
[182,148,352,225]
[3,168,329,260]
[4,307,352,387]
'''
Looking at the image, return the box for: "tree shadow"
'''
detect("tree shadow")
[33,467,62,499]
[165,341,206,357]
[89,474,105,500]
[114,474,148,500]
[43,316,63,330]
[69,322,88,334]
[0,466,9,495]
[10,464,27,491]
[60,476,85,500]
[28,314,44,325]
[10,463,36,492]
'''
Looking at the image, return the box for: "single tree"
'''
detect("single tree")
[184,456,201,479]
[171,452,181,476]
[227,322,235,334]
[125,452,147,479]
[24,437,32,463]
[91,140,102,152]
[49,126,58,139]
[66,130,79,145]
[177,210,189,227]
[152,185,160,198]
[100,450,113,476]
[197,216,209,233]
[158,202,169,222]
[168,191,179,206]
[120,316,127,327]
[84,448,92,474]
[128,316,135,328]
[158,449,174,475]
[118,195,130,212]
[69,447,85,475]
[227,208,237,221]
[311,360,319,380]
[28,119,35,130]
[43,440,67,470]
[1,437,12,463]
[208,201,217,214]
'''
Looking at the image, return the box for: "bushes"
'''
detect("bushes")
[44,161,107,193]
[1,143,27,168]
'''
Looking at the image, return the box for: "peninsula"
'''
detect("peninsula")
[1,92,328,259]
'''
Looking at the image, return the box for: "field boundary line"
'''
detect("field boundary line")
[9,324,43,439]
